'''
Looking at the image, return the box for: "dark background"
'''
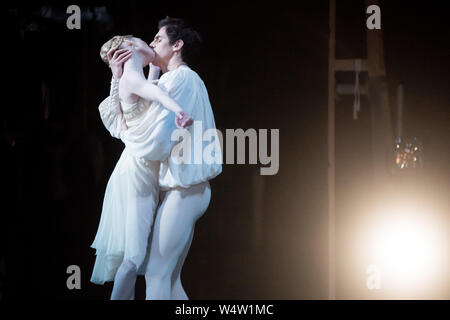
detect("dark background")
[2,0,449,299]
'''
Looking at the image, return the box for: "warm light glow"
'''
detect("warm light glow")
[358,202,447,298]
[368,214,439,290]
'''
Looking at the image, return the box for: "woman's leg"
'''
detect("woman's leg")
[144,181,211,300]
[111,181,157,300]
[110,259,137,300]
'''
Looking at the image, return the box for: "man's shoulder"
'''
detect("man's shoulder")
[184,67,208,91]
[160,66,189,83]
[159,66,206,94]
[177,66,204,82]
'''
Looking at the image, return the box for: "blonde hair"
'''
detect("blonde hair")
[99,35,133,64]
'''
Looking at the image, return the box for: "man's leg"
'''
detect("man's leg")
[145,182,211,300]
[171,227,195,300]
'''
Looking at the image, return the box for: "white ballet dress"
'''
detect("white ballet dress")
[90,86,160,284]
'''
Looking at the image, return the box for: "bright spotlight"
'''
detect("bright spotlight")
[359,203,447,299]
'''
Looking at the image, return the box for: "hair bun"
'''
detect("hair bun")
[100,35,133,64]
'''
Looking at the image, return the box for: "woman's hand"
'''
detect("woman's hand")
[107,48,132,79]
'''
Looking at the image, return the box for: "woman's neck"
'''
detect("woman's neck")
[123,53,145,79]
[119,53,145,104]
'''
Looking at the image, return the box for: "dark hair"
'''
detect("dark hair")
[158,16,202,65]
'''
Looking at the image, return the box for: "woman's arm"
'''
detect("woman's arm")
[98,77,128,138]
[124,71,193,128]
[107,48,192,128]
[131,76,183,114]
[98,47,135,139]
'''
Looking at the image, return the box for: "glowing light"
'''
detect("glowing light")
[359,203,446,298]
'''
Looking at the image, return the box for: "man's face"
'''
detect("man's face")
[149,27,174,68]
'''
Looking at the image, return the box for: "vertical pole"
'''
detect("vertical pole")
[396,84,403,139]
[328,0,336,300]
[365,0,393,189]
[251,168,264,250]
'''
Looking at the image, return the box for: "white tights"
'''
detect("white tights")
[110,259,137,300]
[145,181,211,300]
[110,181,211,300]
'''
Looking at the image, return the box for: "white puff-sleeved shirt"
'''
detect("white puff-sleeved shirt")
[111,65,222,190]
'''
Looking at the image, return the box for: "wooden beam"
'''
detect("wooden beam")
[335,59,368,72]
[336,84,368,96]
[365,0,393,189]
[251,167,264,250]
[365,0,387,77]
[328,0,336,301]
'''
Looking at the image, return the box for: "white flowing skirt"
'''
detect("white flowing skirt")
[90,149,160,285]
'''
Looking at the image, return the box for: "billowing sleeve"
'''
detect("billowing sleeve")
[158,70,223,189]
[98,77,126,139]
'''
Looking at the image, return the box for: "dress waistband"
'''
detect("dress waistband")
[123,148,159,170]
[122,100,150,120]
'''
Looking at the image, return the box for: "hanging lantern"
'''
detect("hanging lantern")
[393,137,423,170]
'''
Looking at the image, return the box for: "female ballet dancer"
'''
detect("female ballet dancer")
[90,35,192,299]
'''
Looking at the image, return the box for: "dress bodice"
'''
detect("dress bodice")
[121,98,151,127]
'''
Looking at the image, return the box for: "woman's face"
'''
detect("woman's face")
[123,37,155,67]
